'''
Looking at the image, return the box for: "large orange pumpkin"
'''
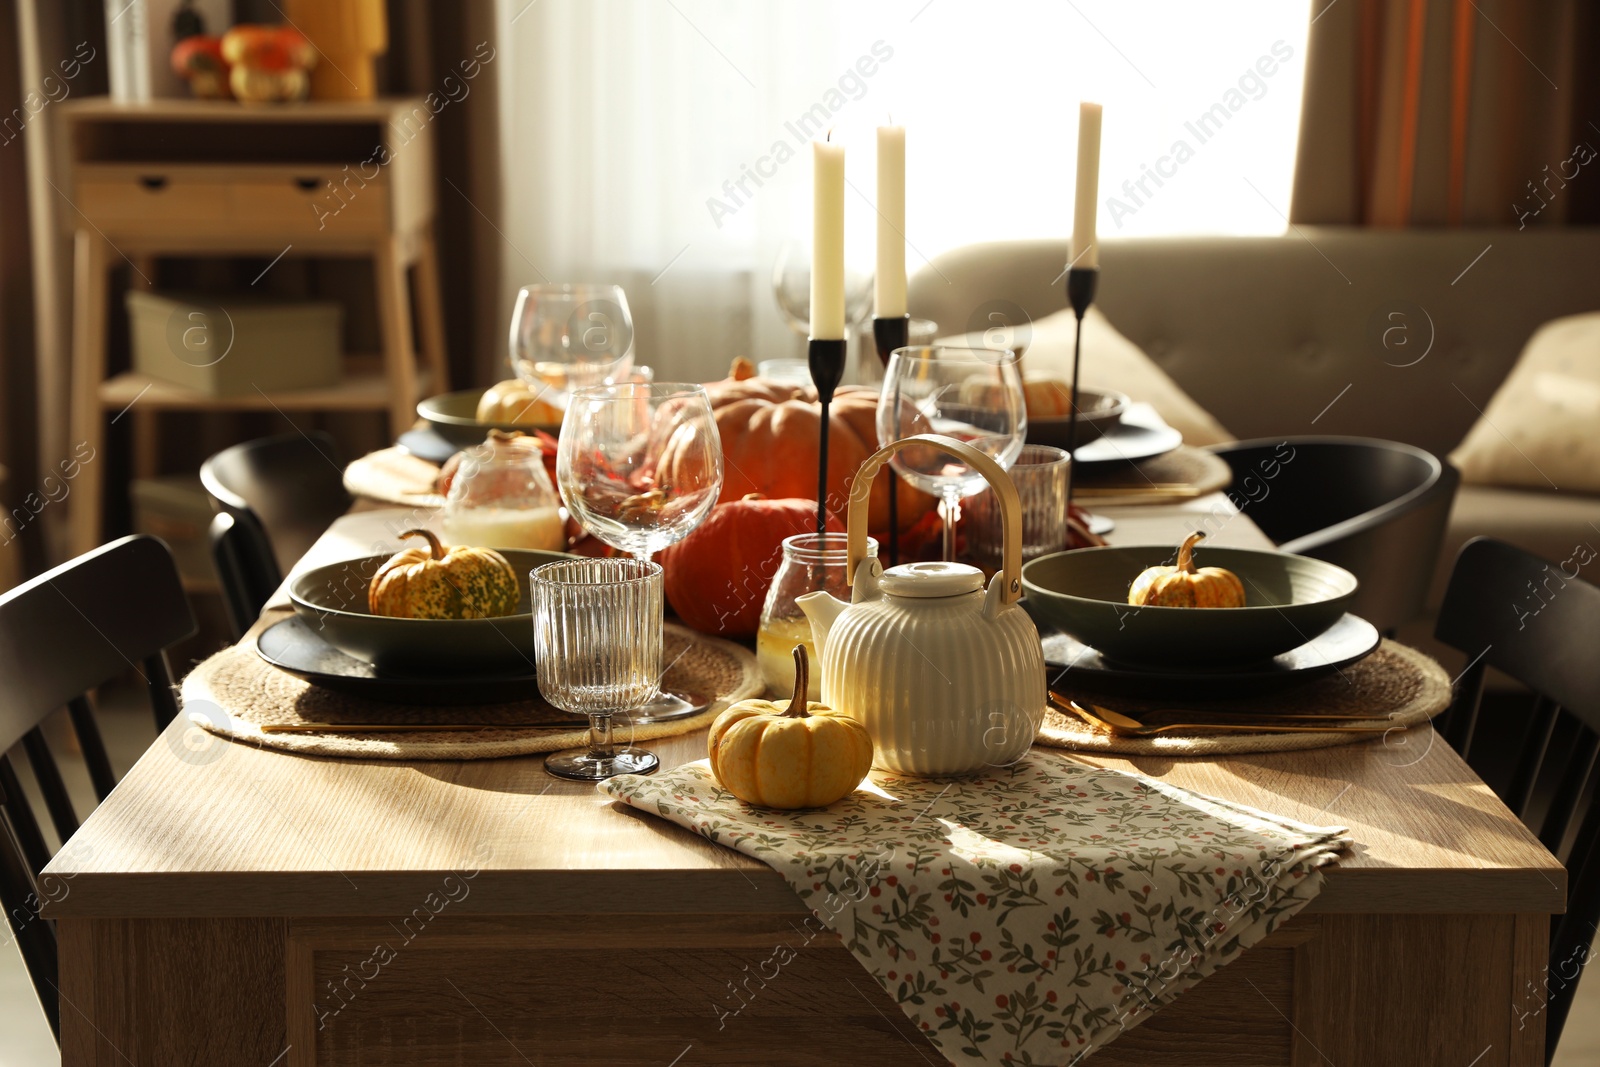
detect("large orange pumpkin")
[660,494,839,637]
[671,375,935,535]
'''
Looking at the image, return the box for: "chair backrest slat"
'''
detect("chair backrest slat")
[144,653,181,732]
[20,728,77,845]
[1439,656,1487,758]
[1539,728,1599,858]
[0,757,51,879]
[1507,696,1560,819]
[66,696,117,804]
[1434,536,1600,1060]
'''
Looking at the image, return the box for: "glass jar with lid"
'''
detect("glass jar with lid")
[758,532,877,699]
[441,430,566,551]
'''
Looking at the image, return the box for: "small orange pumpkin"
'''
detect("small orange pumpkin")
[1127,531,1247,608]
[708,646,874,809]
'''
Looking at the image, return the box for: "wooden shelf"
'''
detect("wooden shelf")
[60,96,424,123]
[97,368,431,413]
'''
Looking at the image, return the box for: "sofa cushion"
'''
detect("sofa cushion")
[1450,312,1600,492]
[1429,483,1600,609]
[944,306,1235,447]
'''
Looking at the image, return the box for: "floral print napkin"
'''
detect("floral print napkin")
[600,753,1348,1065]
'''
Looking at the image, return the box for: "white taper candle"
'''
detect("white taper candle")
[811,139,846,340]
[1072,101,1102,270]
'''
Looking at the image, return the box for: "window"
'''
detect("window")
[499,1,1312,378]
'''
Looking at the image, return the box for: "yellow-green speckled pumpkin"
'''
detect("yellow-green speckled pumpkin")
[368,529,520,619]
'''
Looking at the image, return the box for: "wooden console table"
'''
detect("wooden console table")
[59,98,448,555]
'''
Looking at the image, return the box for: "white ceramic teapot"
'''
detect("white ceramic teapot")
[798,435,1046,776]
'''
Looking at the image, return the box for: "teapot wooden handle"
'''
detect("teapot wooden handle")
[848,434,1026,606]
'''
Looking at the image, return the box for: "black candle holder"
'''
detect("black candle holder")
[1064,267,1099,514]
[872,315,909,566]
[808,337,848,539]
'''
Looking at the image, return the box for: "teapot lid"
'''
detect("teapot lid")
[880,561,984,598]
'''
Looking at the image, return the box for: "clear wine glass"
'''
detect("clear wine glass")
[556,383,724,722]
[770,240,874,338]
[532,557,662,781]
[509,284,635,402]
[877,345,1027,562]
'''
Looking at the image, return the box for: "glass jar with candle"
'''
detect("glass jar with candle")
[758,532,877,699]
[442,430,566,551]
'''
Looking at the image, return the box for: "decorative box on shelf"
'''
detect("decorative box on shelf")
[126,290,343,396]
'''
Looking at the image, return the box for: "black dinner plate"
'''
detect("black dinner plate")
[1070,405,1183,465]
[1030,608,1382,697]
[397,428,462,464]
[256,615,542,706]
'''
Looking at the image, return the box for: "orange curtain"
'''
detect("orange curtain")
[1292,0,1588,227]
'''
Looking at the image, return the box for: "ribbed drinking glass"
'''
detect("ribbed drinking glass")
[532,557,662,780]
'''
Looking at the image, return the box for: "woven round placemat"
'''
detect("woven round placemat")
[1073,445,1232,506]
[344,446,445,509]
[183,622,763,760]
[1035,640,1451,755]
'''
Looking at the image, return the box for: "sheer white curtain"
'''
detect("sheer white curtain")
[494,0,1311,382]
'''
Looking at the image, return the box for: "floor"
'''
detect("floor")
[4,694,1600,1065]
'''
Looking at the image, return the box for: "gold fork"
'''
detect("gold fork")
[1053,697,1394,737]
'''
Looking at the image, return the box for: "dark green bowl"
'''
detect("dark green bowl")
[417,389,561,447]
[289,548,571,676]
[1020,544,1359,667]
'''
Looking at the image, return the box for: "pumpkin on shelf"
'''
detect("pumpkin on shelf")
[708,646,874,809]
[668,361,935,537]
[368,529,520,620]
[1127,531,1247,608]
[660,494,839,638]
[220,25,317,103]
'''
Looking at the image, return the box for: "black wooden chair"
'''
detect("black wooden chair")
[0,535,197,1040]
[1433,537,1600,1061]
[209,510,283,639]
[201,431,350,635]
[1208,436,1458,633]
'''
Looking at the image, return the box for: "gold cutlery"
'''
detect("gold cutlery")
[1052,697,1393,737]
[261,720,590,734]
[1047,691,1376,723]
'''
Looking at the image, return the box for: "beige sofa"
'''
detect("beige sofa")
[909,228,1600,630]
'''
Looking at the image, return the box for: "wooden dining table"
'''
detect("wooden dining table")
[44,496,1565,1066]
